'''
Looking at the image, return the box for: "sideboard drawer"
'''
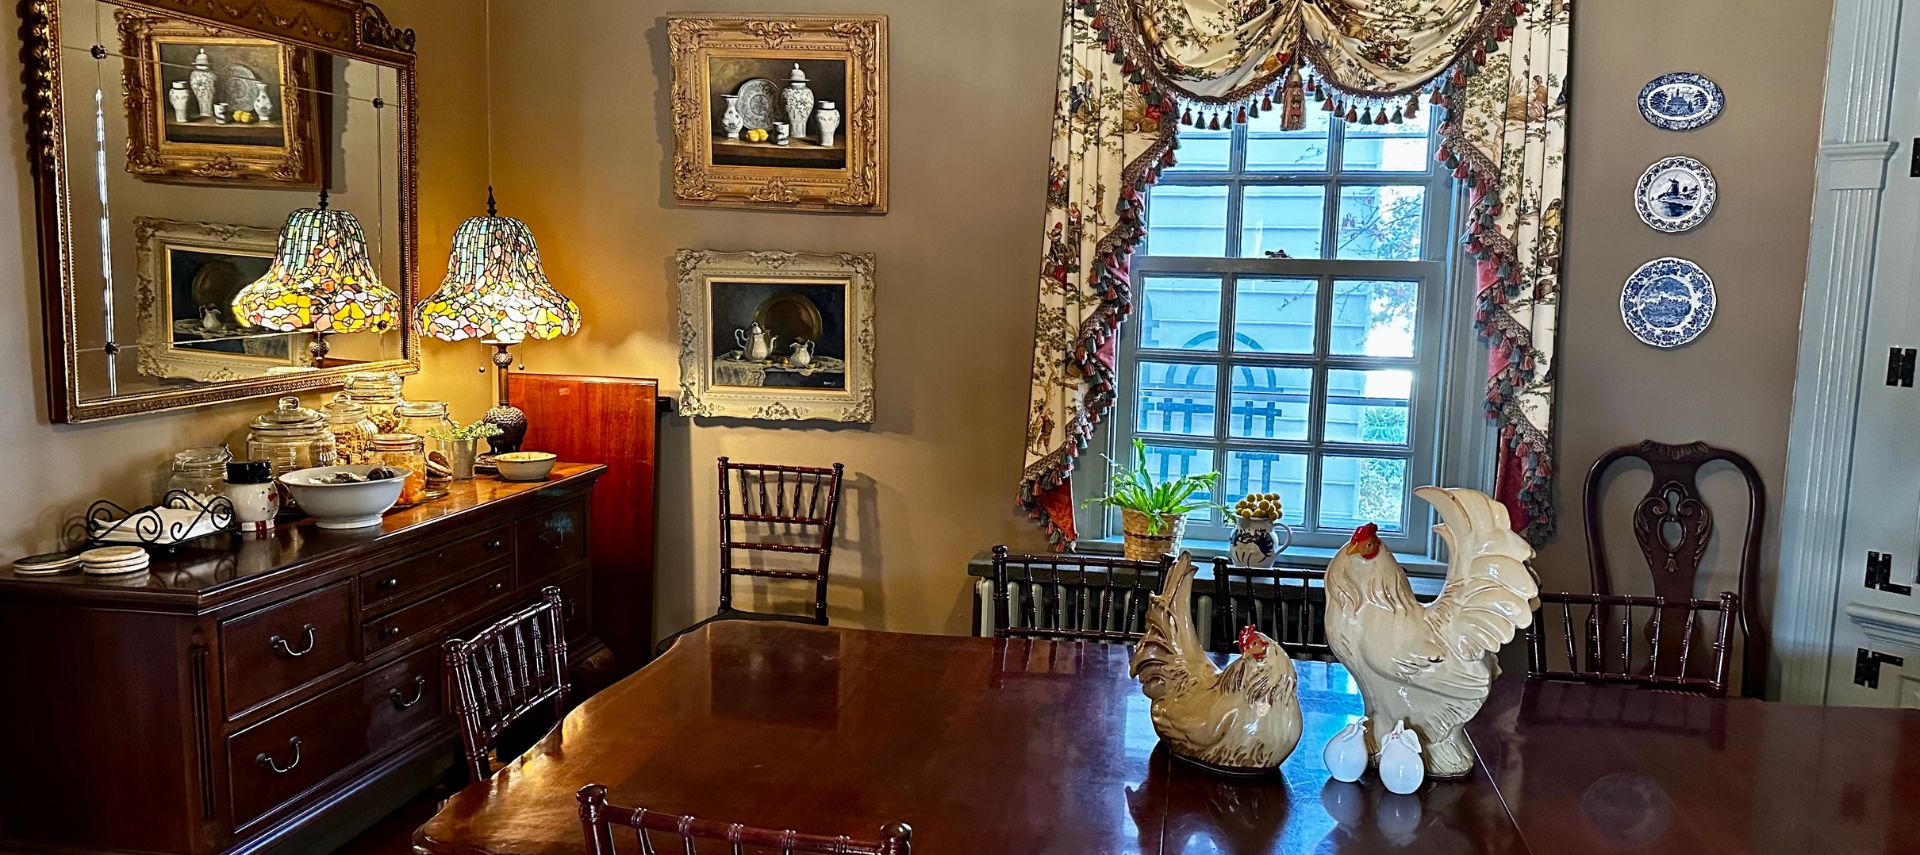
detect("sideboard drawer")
[221,582,353,717]
[516,499,588,586]
[554,568,592,642]
[361,528,513,609]
[363,564,511,656]
[226,644,441,831]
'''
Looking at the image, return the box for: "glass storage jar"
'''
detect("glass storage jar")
[246,396,335,477]
[166,446,232,505]
[395,399,455,453]
[321,392,381,465]
[343,371,406,434]
[369,433,429,507]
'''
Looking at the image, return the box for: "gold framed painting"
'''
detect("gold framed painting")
[668,14,888,213]
[134,217,310,382]
[116,10,322,187]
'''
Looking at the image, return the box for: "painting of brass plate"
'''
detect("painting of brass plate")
[753,292,824,350]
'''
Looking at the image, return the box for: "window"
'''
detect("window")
[1101,107,1459,553]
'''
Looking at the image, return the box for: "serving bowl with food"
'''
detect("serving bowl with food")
[279,465,408,529]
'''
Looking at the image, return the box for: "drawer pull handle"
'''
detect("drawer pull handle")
[539,531,564,550]
[269,625,317,657]
[488,581,506,593]
[389,676,428,710]
[381,626,402,640]
[377,577,399,591]
[565,600,577,621]
[256,737,301,774]
[485,538,504,551]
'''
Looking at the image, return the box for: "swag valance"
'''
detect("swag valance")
[1020,0,1569,546]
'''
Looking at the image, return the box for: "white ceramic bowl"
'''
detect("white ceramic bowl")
[494,451,557,482]
[280,465,405,529]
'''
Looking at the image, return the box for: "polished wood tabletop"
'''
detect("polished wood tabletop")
[416,621,1920,855]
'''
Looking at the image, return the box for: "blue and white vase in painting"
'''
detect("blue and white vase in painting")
[1639,72,1724,131]
[1621,257,1716,348]
[1635,156,1716,233]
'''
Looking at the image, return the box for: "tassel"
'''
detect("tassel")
[1248,100,1260,120]
[1406,96,1420,118]
[1346,104,1360,123]
[1359,106,1374,125]
[1261,91,1273,111]
[1390,106,1404,124]
[1180,107,1193,126]
[1208,112,1221,131]
[1282,67,1306,132]
[1375,107,1389,125]
[1236,103,1248,124]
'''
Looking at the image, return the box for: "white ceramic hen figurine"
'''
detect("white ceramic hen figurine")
[1323,486,1539,778]
[1130,552,1302,774]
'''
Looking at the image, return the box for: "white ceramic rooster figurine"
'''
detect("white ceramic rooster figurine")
[1130,552,1302,775]
[1323,486,1539,778]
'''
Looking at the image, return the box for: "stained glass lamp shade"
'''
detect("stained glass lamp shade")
[417,192,582,455]
[231,194,398,360]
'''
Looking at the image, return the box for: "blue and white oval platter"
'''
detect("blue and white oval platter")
[1639,73,1724,131]
[1621,257,1715,348]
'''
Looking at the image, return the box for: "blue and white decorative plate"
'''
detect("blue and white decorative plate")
[1635,156,1716,233]
[1621,257,1715,348]
[1639,73,1724,131]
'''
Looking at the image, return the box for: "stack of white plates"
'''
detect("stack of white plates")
[11,553,81,576]
[78,546,150,577]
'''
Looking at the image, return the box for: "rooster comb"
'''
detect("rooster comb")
[1237,624,1261,653]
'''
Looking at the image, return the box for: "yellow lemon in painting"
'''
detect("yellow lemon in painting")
[234,110,255,123]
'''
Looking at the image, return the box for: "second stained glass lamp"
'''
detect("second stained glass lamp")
[231,191,398,361]
[416,188,582,456]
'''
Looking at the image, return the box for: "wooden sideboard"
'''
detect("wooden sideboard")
[0,464,606,855]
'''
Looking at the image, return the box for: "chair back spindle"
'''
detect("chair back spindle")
[718,457,845,625]
[1524,591,1739,697]
[1207,558,1335,660]
[989,546,1170,643]
[578,784,911,855]
[444,586,571,780]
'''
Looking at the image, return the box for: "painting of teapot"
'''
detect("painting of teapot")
[788,339,815,367]
[734,323,778,361]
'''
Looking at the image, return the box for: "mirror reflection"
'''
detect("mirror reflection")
[57,0,406,404]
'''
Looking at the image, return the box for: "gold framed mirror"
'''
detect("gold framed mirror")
[24,0,419,422]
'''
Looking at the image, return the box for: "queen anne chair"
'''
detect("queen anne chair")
[1207,558,1335,661]
[655,458,846,656]
[989,546,1172,643]
[578,784,912,855]
[443,586,570,780]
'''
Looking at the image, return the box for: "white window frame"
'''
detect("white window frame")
[1075,111,1482,562]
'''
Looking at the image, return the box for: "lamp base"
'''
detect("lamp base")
[483,403,528,456]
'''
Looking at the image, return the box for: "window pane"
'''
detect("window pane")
[1319,455,1407,533]
[1232,278,1319,355]
[1227,365,1312,441]
[1324,369,1412,446]
[1224,450,1308,526]
[1147,185,1229,256]
[1136,361,1217,438]
[1140,444,1218,518]
[1140,277,1222,352]
[1246,108,1331,172]
[1241,186,1326,259]
[1335,185,1424,260]
[1329,279,1419,357]
[1342,111,1433,173]
[1167,126,1231,173]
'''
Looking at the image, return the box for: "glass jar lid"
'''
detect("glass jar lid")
[394,399,449,419]
[250,396,324,433]
[344,371,404,400]
[370,433,424,451]
[173,445,233,471]
[321,392,374,423]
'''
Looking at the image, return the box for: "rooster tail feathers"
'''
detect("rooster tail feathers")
[1417,487,1542,661]
[1130,552,1208,699]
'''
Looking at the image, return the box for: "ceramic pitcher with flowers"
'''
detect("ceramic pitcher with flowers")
[735,324,777,361]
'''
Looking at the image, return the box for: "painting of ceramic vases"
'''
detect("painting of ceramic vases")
[705,56,849,170]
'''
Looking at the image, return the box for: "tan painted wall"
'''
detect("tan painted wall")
[477,0,1058,639]
[1531,0,1833,634]
[0,0,489,558]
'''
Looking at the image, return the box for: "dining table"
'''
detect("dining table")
[415,620,1920,854]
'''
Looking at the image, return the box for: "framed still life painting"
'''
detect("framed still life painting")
[133,217,307,382]
[666,14,887,213]
[116,9,322,187]
[675,250,876,422]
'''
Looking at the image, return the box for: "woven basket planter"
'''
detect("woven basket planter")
[1120,508,1185,562]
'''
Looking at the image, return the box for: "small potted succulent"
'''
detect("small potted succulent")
[1085,439,1224,561]
[427,419,503,480]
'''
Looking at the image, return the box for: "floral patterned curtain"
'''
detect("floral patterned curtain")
[1020,0,1570,547]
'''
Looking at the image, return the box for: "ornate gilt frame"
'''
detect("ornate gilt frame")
[667,14,888,213]
[21,0,419,422]
[675,250,876,423]
[133,217,307,382]
[116,10,323,188]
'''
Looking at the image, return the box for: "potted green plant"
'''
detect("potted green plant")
[1085,439,1224,561]
[427,420,503,480]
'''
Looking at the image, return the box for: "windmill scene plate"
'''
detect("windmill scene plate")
[1635,156,1716,233]
[1621,257,1715,348]
[1639,72,1724,131]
